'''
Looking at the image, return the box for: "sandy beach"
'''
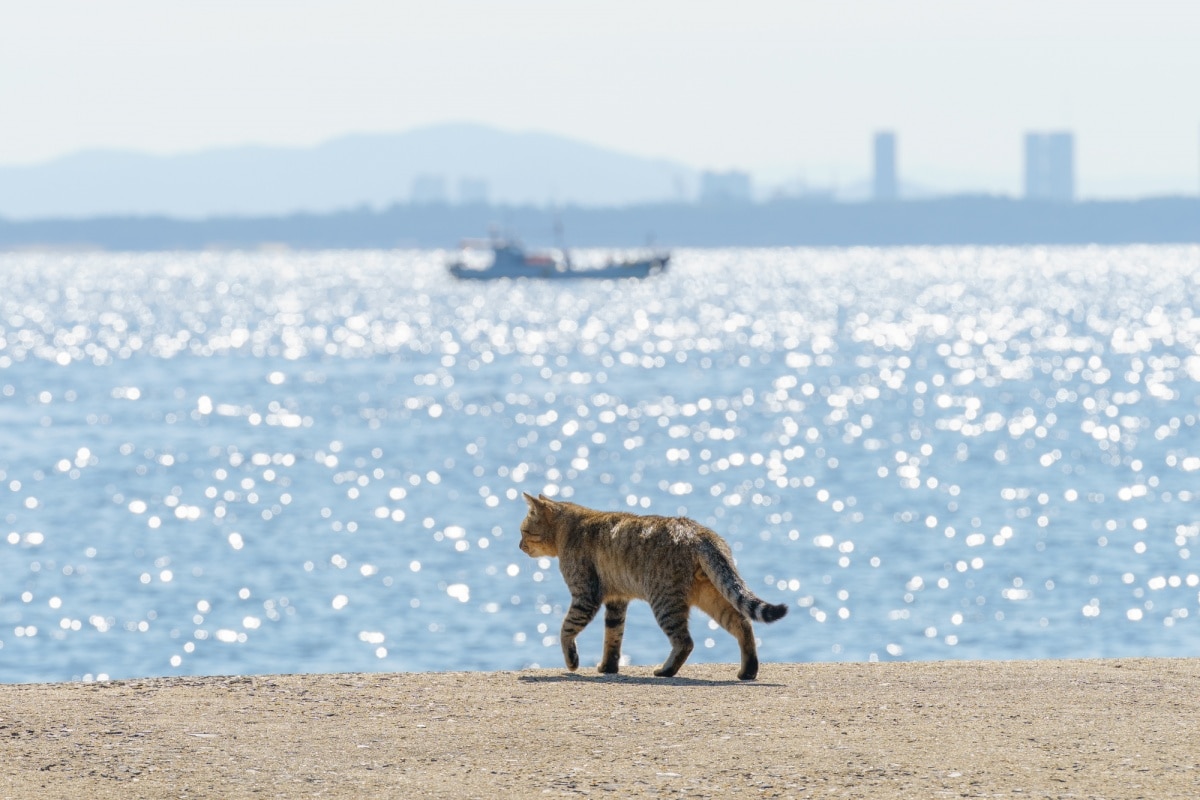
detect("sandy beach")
[2,658,1197,799]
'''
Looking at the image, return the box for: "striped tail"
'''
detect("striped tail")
[754,600,789,623]
[697,540,789,623]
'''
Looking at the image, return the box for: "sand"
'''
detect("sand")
[1,658,1197,799]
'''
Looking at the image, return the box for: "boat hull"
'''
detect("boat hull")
[449,254,669,280]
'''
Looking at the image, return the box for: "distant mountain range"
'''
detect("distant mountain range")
[0,124,697,220]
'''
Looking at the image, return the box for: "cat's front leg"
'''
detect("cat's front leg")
[560,596,601,671]
[598,600,629,674]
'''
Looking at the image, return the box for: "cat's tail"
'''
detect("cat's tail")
[697,539,789,623]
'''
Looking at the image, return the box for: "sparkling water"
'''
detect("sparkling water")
[1,246,1198,683]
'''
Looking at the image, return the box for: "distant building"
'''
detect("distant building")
[873,131,898,201]
[699,170,753,204]
[1024,132,1074,202]
[411,174,448,205]
[457,178,489,206]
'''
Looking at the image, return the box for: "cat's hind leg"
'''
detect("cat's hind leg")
[694,581,760,680]
[598,600,629,674]
[649,594,694,677]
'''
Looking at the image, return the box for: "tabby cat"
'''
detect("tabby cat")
[519,493,788,680]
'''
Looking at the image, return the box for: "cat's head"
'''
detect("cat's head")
[519,492,560,557]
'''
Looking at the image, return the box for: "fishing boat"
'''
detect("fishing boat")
[447,238,669,280]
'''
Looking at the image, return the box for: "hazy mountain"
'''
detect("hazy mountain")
[0,124,697,220]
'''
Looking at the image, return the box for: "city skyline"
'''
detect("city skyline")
[3,1,1199,200]
[0,121,1193,223]
[400,128,1099,205]
[4,121,1197,212]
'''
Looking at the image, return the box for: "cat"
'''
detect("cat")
[519,493,788,681]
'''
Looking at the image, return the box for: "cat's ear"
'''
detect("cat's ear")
[525,492,557,521]
[524,492,549,517]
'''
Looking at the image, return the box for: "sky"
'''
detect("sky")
[3,0,1198,199]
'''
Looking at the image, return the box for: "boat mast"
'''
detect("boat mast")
[553,215,572,269]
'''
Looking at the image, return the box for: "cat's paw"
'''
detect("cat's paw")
[563,645,580,671]
[597,661,620,674]
[653,665,679,678]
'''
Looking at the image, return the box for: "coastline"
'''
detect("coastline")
[4,199,1200,251]
[2,658,1197,799]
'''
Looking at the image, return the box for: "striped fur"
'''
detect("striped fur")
[519,493,789,681]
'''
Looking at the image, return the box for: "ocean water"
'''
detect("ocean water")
[1,246,1198,684]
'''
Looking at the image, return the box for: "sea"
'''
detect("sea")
[1,245,1198,684]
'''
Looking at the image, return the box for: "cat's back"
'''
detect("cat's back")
[579,508,709,552]
[566,508,713,593]
[535,498,723,559]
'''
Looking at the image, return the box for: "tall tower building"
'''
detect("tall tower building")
[1024,132,1075,202]
[698,170,753,204]
[410,174,448,205]
[873,131,897,201]
[457,177,489,206]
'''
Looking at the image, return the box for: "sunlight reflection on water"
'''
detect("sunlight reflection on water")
[1,246,1198,682]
